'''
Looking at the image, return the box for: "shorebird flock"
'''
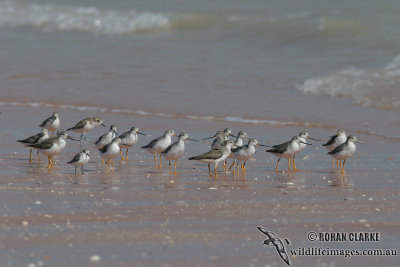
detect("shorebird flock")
[17,112,364,176]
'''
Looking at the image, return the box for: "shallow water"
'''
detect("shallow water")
[0,105,399,266]
[1,0,400,139]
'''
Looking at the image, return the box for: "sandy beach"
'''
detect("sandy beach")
[0,105,398,267]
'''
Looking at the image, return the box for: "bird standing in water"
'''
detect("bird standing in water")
[162,132,197,175]
[142,129,175,168]
[29,131,71,169]
[323,129,347,168]
[17,128,49,161]
[119,127,146,161]
[67,149,91,174]
[328,135,364,174]
[39,112,60,136]
[267,136,308,171]
[67,117,106,147]
[189,140,234,177]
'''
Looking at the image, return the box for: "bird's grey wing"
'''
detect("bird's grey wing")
[322,134,338,146]
[211,138,220,146]
[189,149,223,160]
[328,142,345,154]
[18,132,42,144]
[267,141,290,154]
[67,153,81,164]
[118,131,130,139]
[99,143,110,153]
[39,116,53,127]
[161,143,174,154]
[142,136,162,148]
[29,137,55,149]
[231,146,243,153]
[95,132,107,144]
[69,118,89,130]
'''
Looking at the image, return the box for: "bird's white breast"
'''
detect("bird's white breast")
[120,133,138,148]
[163,140,185,161]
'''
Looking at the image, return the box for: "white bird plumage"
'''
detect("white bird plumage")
[95,125,117,150]
[119,127,146,160]
[142,129,175,168]
[67,149,91,174]
[67,117,106,146]
[39,112,60,135]
[230,138,264,173]
[189,140,234,177]
[328,135,364,174]
[323,129,347,168]
[267,136,307,171]
[29,131,70,169]
[99,137,121,169]
[162,132,195,174]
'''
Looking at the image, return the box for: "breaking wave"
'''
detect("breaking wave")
[0,0,171,34]
[297,55,400,111]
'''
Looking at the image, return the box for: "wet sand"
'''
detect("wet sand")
[0,105,399,267]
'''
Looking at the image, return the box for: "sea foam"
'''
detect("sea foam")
[297,55,400,111]
[0,1,171,34]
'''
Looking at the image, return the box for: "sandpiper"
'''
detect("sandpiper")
[222,128,234,141]
[189,140,234,177]
[39,112,60,135]
[162,132,197,175]
[292,131,320,169]
[142,129,175,168]
[232,131,248,148]
[67,149,90,174]
[203,129,235,150]
[328,135,364,174]
[98,137,121,168]
[17,128,49,161]
[203,129,236,171]
[323,129,347,168]
[220,128,236,171]
[227,130,249,170]
[29,131,71,169]
[67,117,105,146]
[267,136,308,171]
[119,127,146,161]
[203,131,224,150]
[94,125,117,150]
[230,138,267,173]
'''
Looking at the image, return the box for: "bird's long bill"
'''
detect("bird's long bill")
[258,144,270,147]
[229,133,237,138]
[101,123,106,127]
[356,140,366,144]
[202,136,215,140]
[300,141,312,145]
[68,136,80,142]
[188,138,199,142]
[138,132,146,136]
[308,137,321,141]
